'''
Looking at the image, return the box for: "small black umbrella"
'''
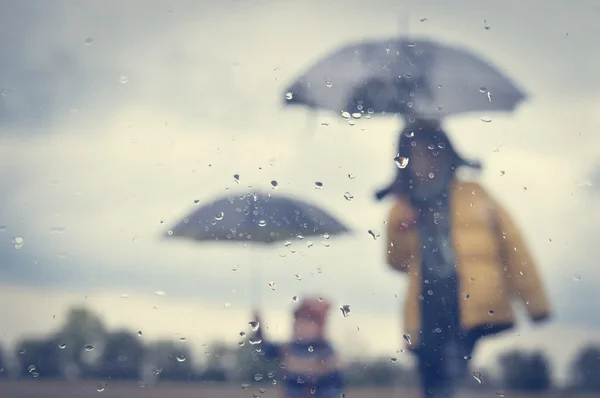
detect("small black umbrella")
[164,191,351,305]
[283,37,527,119]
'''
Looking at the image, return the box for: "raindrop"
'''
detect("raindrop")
[119,75,130,84]
[403,334,412,345]
[97,382,107,392]
[323,233,330,240]
[308,345,314,352]
[214,212,224,221]
[394,155,409,169]
[341,111,351,119]
[481,117,492,123]
[271,180,278,189]
[233,174,240,183]
[488,309,495,315]
[84,344,95,352]
[464,355,472,360]
[137,331,143,336]
[573,275,581,281]
[348,173,357,179]
[351,112,362,119]
[325,81,332,88]
[249,320,260,331]
[390,357,398,363]
[167,230,173,236]
[240,331,246,338]
[285,92,293,100]
[254,373,264,382]
[268,281,276,290]
[292,295,299,302]
[306,241,313,248]
[472,372,483,384]
[259,388,267,393]
[340,305,351,317]
[176,354,187,362]
[241,383,251,390]
[258,220,267,227]
[348,119,356,126]
[368,230,380,240]
[224,302,232,309]
[152,367,163,375]
[138,381,148,388]
[295,274,302,281]
[487,92,492,102]
[232,265,239,272]
[238,341,245,347]
[85,37,94,45]
[428,172,435,179]
[0,225,6,232]
[58,343,67,350]
[314,181,323,189]
[249,337,262,345]
[13,236,24,249]
[343,192,354,201]
[155,290,166,296]
[496,390,506,397]
[479,87,487,93]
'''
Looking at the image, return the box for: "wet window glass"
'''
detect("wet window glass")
[1,2,598,397]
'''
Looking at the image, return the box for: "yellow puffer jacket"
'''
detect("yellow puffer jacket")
[386,181,551,349]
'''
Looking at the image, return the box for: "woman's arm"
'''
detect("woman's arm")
[386,199,419,273]
[492,198,551,321]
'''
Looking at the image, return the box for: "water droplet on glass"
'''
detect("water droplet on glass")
[323,233,330,240]
[285,92,293,100]
[403,334,412,345]
[249,337,262,345]
[137,331,143,337]
[138,381,148,388]
[390,357,398,363]
[295,274,302,281]
[270,180,278,189]
[249,320,260,331]
[351,112,361,119]
[84,344,95,352]
[97,382,107,392]
[214,212,224,221]
[348,173,357,179]
[573,275,581,281]
[479,87,487,93]
[224,302,232,309]
[238,340,245,347]
[232,264,239,272]
[428,172,435,179]
[292,295,299,302]
[308,345,314,352]
[119,75,130,84]
[343,192,354,201]
[0,89,11,97]
[268,281,276,290]
[341,111,351,119]
[314,181,323,189]
[394,155,409,169]
[368,230,380,240]
[176,354,187,362]
[487,92,492,102]
[155,290,166,296]
[325,81,332,88]
[259,387,267,393]
[496,390,505,397]
[254,373,264,382]
[58,343,67,349]
[340,305,351,317]
[233,174,240,183]
[84,37,94,45]
[13,236,24,249]
[241,383,251,390]
[472,372,483,384]
[481,117,492,123]
[167,230,173,236]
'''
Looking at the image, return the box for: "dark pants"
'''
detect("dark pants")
[416,275,476,398]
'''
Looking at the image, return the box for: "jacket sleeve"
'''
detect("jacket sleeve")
[492,198,551,321]
[386,200,418,273]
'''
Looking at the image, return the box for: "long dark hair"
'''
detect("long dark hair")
[375,120,481,201]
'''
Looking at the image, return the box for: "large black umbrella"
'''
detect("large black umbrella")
[164,191,351,305]
[283,37,527,119]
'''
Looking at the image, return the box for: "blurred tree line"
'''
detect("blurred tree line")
[1,307,600,391]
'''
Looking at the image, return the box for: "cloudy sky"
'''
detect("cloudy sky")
[1,0,599,383]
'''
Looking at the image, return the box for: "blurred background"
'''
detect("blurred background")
[1,0,599,396]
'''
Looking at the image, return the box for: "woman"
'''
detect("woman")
[377,119,551,398]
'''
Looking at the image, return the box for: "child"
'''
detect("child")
[252,297,344,398]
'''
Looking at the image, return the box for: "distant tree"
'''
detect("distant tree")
[498,350,552,391]
[570,345,600,391]
[99,330,145,379]
[0,344,5,377]
[16,338,63,378]
[146,340,195,381]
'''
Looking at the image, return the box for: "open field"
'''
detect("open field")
[0,381,593,398]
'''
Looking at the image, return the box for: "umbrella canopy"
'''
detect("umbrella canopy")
[283,38,527,119]
[165,191,350,244]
